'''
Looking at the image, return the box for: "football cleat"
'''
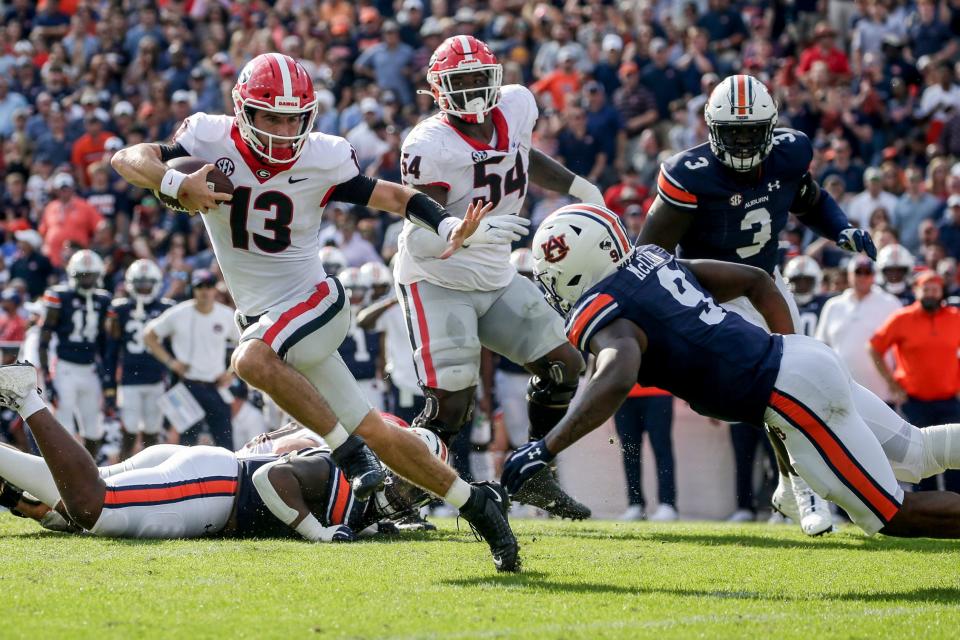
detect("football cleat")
[793,475,835,536]
[648,504,679,522]
[458,481,521,573]
[727,509,756,523]
[618,505,645,521]
[770,473,801,521]
[330,435,385,502]
[512,466,591,520]
[0,362,40,414]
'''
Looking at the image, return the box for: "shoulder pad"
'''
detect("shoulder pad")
[770,128,812,174]
[176,113,233,145]
[303,132,356,171]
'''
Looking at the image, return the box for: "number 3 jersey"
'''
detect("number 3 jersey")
[172,114,360,316]
[395,84,538,291]
[42,285,111,365]
[565,245,783,425]
[106,297,174,385]
[657,128,813,275]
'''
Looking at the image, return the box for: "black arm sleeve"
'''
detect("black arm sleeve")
[158,142,190,162]
[403,191,450,234]
[328,174,378,206]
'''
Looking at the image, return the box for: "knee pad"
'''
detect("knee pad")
[412,388,475,445]
[526,363,579,441]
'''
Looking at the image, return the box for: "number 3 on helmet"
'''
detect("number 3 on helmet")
[423,35,502,124]
[231,53,318,164]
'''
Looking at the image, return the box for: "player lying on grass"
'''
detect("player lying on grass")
[504,204,960,538]
[0,399,446,542]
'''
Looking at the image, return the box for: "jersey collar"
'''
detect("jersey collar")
[230,121,298,184]
[441,108,509,153]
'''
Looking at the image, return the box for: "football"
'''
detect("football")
[154,156,234,212]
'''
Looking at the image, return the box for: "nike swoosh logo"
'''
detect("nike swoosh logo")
[488,489,503,504]
[288,177,308,184]
[493,555,503,568]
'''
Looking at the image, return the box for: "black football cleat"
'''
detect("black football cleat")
[458,481,521,573]
[330,435,385,502]
[513,466,591,520]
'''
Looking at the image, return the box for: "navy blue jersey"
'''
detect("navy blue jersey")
[883,287,915,307]
[233,451,370,539]
[109,297,174,385]
[497,356,527,375]
[565,245,783,425]
[795,293,835,337]
[42,285,111,365]
[339,315,380,381]
[658,128,812,274]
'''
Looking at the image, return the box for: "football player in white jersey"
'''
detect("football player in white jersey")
[110,53,521,571]
[395,36,604,519]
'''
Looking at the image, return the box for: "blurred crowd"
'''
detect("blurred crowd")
[0,0,959,518]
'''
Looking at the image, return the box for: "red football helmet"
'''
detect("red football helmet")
[231,53,318,164]
[424,35,502,124]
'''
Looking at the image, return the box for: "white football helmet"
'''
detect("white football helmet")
[510,248,535,277]
[783,256,823,305]
[339,266,370,306]
[877,244,915,294]
[704,74,778,172]
[360,261,392,289]
[532,204,632,313]
[66,250,105,293]
[319,246,347,277]
[124,259,163,303]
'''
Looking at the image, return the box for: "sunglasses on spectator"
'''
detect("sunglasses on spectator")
[854,269,874,276]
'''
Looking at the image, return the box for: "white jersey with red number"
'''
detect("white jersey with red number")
[395,84,538,291]
[172,113,359,316]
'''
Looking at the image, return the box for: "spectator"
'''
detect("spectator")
[346,99,391,173]
[354,21,415,106]
[614,386,678,522]
[34,108,72,168]
[556,105,606,186]
[819,138,864,194]
[9,230,53,301]
[698,0,749,55]
[816,257,903,403]
[0,75,27,139]
[583,81,621,165]
[870,271,960,492]
[895,167,944,254]
[937,195,960,259]
[530,46,581,113]
[917,62,960,136]
[1,172,31,235]
[38,174,103,269]
[144,270,238,449]
[640,38,684,121]
[797,22,851,87]
[675,27,717,96]
[0,289,26,343]
[318,204,381,267]
[845,167,898,228]
[71,115,112,189]
[593,34,624,98]
[612,62,659,139]
[907,0,957,63]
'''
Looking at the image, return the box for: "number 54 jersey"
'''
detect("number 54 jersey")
[565,245,783,426]
[172,114,360,316]
[395,84,538,292]
[657,128,813,275]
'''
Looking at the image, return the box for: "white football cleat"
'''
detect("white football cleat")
[648,504,679,521]
[0,363,39,413]
[618,505,645,521]
[727,509,755,523]
[792,474,835,536]
[770,472,801,521]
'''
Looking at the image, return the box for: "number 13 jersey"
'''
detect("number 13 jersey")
[656,127,813,275]
[172,114,360,316]
[396,85,538,291]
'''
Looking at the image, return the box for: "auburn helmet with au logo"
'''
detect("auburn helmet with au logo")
[421,35,503,124]
[532,204,632,313]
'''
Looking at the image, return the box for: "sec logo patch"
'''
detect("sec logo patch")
[729,194,742,206]
[215,157,235,176]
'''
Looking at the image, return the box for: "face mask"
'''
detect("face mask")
[921,297,942,312]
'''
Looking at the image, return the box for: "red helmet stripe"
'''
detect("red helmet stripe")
[736,75,747,115]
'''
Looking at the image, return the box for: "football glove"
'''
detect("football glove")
[462,214,531,247]
[837,227,877,260]
[327,524,356,543]
[501,439,555,496]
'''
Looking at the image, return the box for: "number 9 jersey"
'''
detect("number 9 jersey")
[657,128,813,275]
[395,84,538,291]
[171,113,360,316]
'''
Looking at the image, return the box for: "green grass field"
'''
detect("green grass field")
[2,515,958,639]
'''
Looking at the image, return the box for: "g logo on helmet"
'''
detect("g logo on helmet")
[541,234,569,263]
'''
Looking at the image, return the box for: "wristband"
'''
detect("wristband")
[438,217,459,241]
[568,175,605,206]
[294,513,326,541]
[405,191,450,234]
[159,169,188,199]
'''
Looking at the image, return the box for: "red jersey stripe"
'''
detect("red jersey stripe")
[262,281,331,349]
[657,172,697,204]
[568,294,615,349]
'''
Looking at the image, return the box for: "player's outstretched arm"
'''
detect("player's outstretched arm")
[529,148,605,205]
[636,195,694,251]
[790,173,876,259]
[110,143,231,212]
[356,296,397,331]
[683,259,795,335]
[251,454,355,542]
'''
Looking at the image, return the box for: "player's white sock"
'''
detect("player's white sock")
[324,423,349,450]
[20,390,47,420]
[99,444,187,478]
[444,478,472,509]
[923,424,960,478]
[0,446,61,507]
